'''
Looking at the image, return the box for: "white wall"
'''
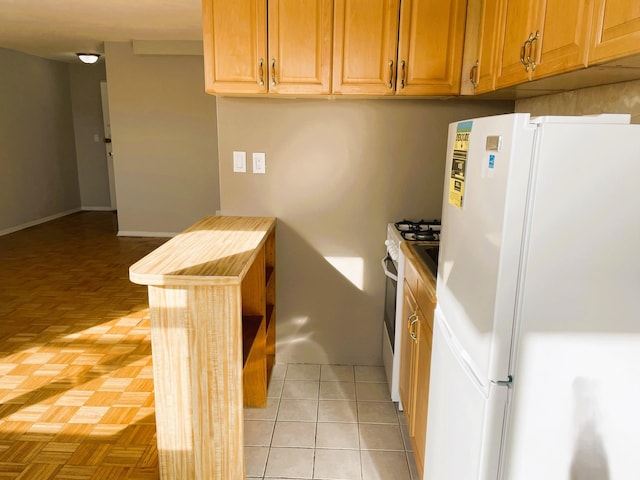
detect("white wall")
[217,97,514,365]
[0,48,80,234]
[104,42,220,236]
[69,62,111,209]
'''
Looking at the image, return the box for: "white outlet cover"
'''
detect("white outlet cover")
[252,152,266,174]
[233,151,246,173]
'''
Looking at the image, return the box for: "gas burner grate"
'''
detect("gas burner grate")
[394,219,441,241]
[401,230,440,241]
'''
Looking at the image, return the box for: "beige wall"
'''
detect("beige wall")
[104,42,220,235]
[69,62,111,209]
[0,48,80,234]
[217,97,513,365]
[516,79,640,123]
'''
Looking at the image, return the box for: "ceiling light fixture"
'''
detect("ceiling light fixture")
[76,53,101,64]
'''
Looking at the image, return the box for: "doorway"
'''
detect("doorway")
[100,81,117,210]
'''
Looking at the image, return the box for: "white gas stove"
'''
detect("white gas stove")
[382,220,440,405]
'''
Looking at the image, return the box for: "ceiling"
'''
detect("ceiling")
[0,0,203,63]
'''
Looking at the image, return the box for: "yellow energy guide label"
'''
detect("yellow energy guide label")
[449,120,472,209]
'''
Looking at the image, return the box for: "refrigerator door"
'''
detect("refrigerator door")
[502,121,640,478]
[424,309,509,480]
[437,113,536,382]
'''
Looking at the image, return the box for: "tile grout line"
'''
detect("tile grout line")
[246,364,416,479]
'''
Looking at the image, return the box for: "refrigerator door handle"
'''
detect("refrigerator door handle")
[490,376,513,387]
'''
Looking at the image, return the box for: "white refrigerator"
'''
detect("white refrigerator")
[425,113,640,479]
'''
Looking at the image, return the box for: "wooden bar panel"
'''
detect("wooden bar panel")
[148,284,245,480]
[131,216,277,480]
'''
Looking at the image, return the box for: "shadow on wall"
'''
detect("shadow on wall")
[275,221,381,366]
[570,377,610,480]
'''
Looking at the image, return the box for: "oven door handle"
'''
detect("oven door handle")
[381,255,398,282]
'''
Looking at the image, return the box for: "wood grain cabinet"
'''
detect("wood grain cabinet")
[399,256,435,478]
[332,0,467,95]
[463,0,504,94]
[202,0,333,95]
[589,0,640,64]
[462,0,593,93]
[494,0,592,89]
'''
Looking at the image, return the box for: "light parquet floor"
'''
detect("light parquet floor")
[0,212,167,479]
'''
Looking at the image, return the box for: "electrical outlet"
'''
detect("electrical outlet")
[252,152,266,174]
[233,151,246,173]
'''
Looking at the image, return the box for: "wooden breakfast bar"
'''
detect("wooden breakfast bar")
[129,216,276,479]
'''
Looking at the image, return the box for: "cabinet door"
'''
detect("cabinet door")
[494,0,544,89]
[411,305,433,475]
[475,0,506,93]
[532,0,591,79]
[268,0,334,94]
[459,0,504,95]
[202,0,268,94]
[399,281,417,423]
[333,0,401,95]
[589,0,640,63]
[396,0,467,95]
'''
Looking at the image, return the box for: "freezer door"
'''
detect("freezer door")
[424,310,509,480]
[437,113,536,382]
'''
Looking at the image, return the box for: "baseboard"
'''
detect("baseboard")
[0,208,81,237]
[117,231,177,238]
[82,206,116,212]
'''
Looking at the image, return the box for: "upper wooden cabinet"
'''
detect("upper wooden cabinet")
[589,0,640,64]
[202,0,333,95]
[268,0,334,94]
[532,1,592,79]
[461,0,594,94]
[332,0,467,95]
[332,0,401,95]
[493,0,542,87]
[202,0,267,94]
[397,0,468,95]
[462,0,504,94]
[494,0,592,89]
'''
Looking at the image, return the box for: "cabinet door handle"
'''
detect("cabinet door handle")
[387,60,395,89]
[271,58,277,87]
[399,60,406,89]
[527,31,540,71]
[407,312,416,331]
[409,314,419,343]
[520,38,530,72]
[470,60,478,89]
[258,58,265,86]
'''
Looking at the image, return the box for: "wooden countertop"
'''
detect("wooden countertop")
[129,216,276,287]
[401,241,438,296]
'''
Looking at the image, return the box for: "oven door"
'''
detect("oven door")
[382,254,398,349]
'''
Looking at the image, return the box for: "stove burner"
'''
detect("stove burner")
[394,219,441,238]
[401,230,440,241]
[395,219,418,231]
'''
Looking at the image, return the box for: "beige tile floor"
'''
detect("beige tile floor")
[244,364,419,480]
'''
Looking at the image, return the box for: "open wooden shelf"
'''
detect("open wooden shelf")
[241,229,276,407]
[242,315,265,365]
